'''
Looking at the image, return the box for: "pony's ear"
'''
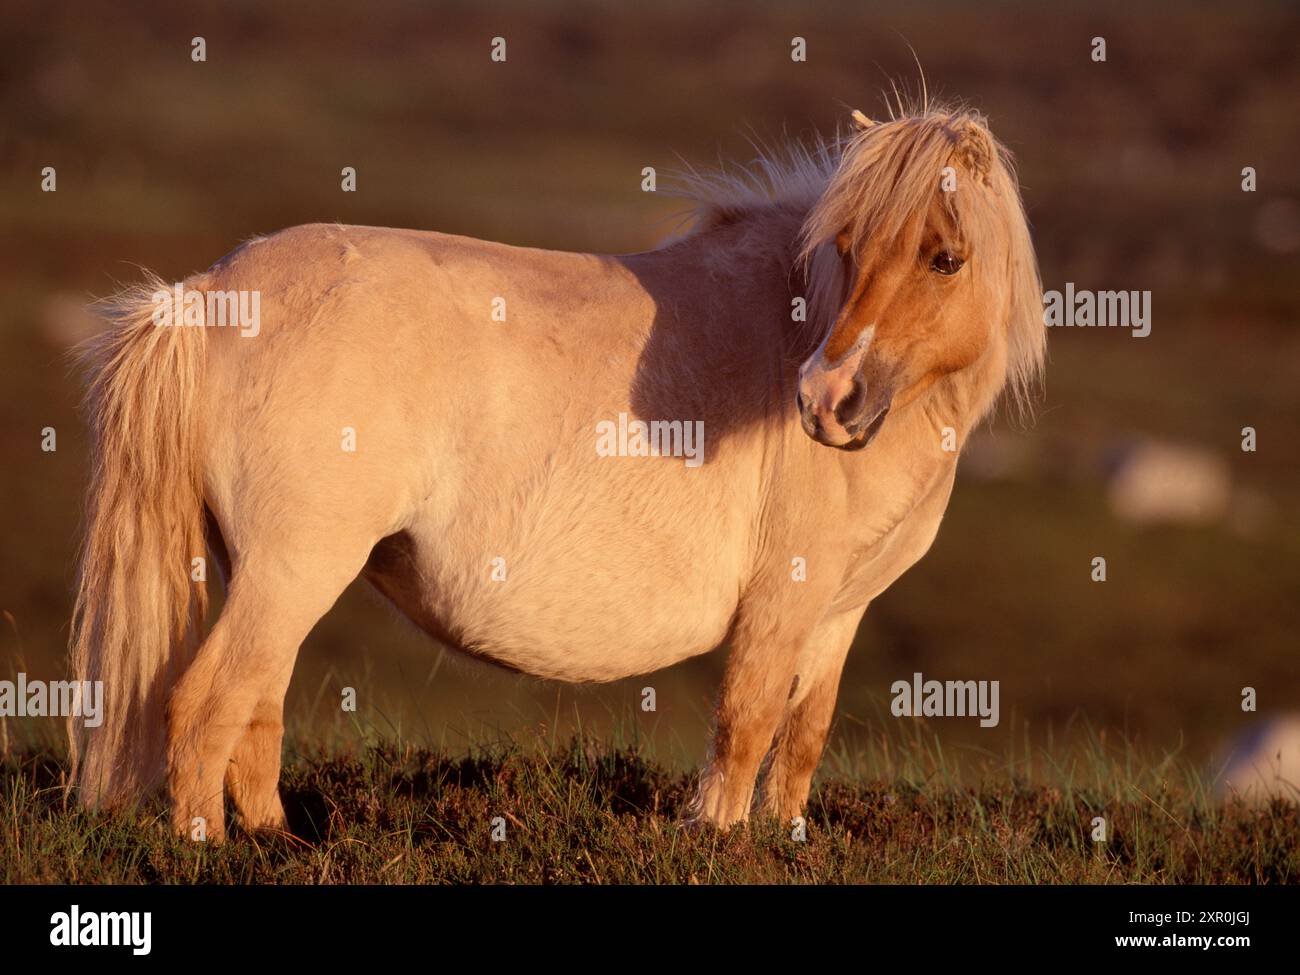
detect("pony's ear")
[954,119,996,185]
[850,109,877,131]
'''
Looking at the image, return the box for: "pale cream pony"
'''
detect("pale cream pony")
[68,105,1044,840]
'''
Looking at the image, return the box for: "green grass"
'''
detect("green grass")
[4,729,1296,884]
[3,0,1299,787]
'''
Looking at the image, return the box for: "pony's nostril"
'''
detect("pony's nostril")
[834,376,868,426]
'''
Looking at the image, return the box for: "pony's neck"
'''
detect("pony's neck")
[675,204,830,365]
[628,202,814,367]
[615,205,810,446]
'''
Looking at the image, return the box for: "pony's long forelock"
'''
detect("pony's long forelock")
[668,103,1046,418]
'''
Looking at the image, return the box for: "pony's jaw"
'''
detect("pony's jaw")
[841,403,891,450]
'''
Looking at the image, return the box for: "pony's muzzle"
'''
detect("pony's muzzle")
[797,361,892,450]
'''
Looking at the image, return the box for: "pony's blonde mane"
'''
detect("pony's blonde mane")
[665,136,839,230]
[669,103,1045,417]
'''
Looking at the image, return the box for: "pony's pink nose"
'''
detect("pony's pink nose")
[797,358,893,450]
[798,363,867,446]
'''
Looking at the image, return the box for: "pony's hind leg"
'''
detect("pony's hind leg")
[224,675,294,831]
[203,508,289,830]
[167,542,371,842]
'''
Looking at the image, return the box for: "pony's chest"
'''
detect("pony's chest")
[832,474,955,610]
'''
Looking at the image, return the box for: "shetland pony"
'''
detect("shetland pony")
[69,105,1044,839]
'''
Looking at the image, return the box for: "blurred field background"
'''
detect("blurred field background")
[2,0,1298,784]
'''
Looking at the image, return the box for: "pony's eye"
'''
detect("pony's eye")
[931,252,964,275]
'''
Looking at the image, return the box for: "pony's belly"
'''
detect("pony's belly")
[450,591,730,682]
[364,532,738,683]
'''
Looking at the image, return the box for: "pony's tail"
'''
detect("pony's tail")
[67,271,209,808]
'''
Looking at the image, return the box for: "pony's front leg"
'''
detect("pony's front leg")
[760,607,864,822]
[690,591,831,829]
